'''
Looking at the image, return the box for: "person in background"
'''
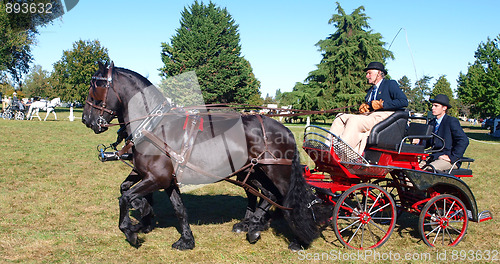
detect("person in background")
[329,62,408,154]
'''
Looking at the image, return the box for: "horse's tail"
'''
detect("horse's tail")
[283,148,329,246]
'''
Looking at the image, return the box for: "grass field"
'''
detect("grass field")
[1,109,499,263]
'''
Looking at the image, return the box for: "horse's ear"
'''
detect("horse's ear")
[98,61,106,73]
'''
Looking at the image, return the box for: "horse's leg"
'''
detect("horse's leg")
[120,170,142,194]
[33,108,41,120]
[232,188,257,233]
[120,170,154,233]
[52,108,57,120]
[118,178,158,247]
[165,184,195,250]
[43,109,50,121]
[245,179,275,244]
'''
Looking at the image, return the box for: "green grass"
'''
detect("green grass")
[1,111,499,263]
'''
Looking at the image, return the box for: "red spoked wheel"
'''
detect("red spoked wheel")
[418,194,468,247]
[332,183,397,249]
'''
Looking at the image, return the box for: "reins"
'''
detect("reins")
[98,104,355,129]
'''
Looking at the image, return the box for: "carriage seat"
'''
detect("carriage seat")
[448,157,474,176]
[366,110,409,151]
[397,122,434,153]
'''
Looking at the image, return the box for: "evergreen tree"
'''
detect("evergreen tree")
[432,75,457,116]
[51,40,110,102]
[457,35,500,118]
[397,75,413,107]
[159,1,260,104]
[412,75,432,113]
[398,75,412,96]
[305,2,393,111]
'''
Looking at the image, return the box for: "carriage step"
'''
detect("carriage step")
[99,151,133,162]
[467,210,493,222]
[478,210,493,222]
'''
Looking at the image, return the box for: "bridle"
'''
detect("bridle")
[85,63,123,128]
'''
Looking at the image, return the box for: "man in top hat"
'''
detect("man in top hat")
[424,94,469,171]
[329,61,408,154]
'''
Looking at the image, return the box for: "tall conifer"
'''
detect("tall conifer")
[160,1,260,104]
[305,2,393,111]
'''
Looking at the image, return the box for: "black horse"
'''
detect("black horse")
[82,62,329,250]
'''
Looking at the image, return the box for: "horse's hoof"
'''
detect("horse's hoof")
[124,230,140,248]
[232,227,243,233]
[141,225,154,234]
[232,222,248,233]
[246,231,261,244]
[288,241,303,252]
[172,238,195,250]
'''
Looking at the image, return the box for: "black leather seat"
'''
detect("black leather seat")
[398,122,434,153]
[366,110,409,151]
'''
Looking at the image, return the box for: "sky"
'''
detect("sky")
[30,0,499,98]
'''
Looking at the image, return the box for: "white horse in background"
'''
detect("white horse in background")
[27,98,62,121]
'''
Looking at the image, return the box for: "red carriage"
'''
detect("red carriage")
[302,110,492,249]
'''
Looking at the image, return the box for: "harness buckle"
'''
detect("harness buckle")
[97,116,108,129]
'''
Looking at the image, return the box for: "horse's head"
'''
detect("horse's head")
[83,61,122,134]
[52,98,62,107]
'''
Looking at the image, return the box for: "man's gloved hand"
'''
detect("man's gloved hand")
[371,99,384,111]
[358,103,370,113]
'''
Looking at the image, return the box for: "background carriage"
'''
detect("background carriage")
[1,98,27,120]
[26,97,62,121]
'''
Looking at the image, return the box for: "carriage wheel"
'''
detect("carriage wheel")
[15,111,25,120]
[418,194,468,247]
[2,111,13,120]
[332,183,396,249]
[372,178,402,209]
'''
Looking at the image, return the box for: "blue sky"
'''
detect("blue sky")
[31,0,499,98]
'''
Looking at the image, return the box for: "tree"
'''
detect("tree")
[0,1,35,84]
[262,93,275,105]
[0,72,14,95]
[431,75,457,117]
[457,35,500,118]
[159,1,260,104]
[0,1,63,83]
[405,75,432,113]
[398,75,412,96]
[51,40,110,103]
[397,75,414,109]
[279,82,328,123]
[23,65,53,98]
[304,2,393,111]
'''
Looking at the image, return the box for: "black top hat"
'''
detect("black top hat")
[430,94,452,108]
[364,62,387,75]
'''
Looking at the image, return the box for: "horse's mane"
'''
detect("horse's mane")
[115,67,153,88]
